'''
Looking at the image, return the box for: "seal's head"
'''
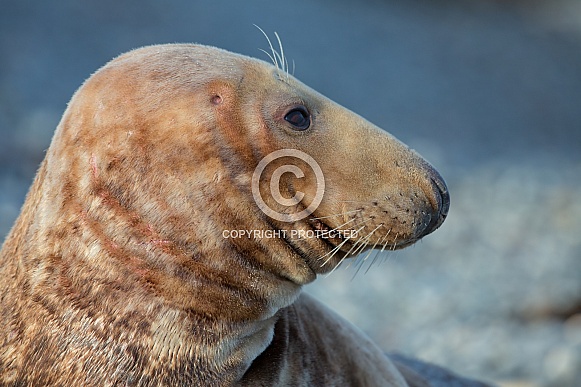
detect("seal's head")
[42,43,448,295]
[0,43,451,385]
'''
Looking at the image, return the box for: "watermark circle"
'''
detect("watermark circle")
[251,149,325,223]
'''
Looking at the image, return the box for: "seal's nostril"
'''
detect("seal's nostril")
[431,176,450,218]
[419,168,450,238]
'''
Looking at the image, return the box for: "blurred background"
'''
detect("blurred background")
[1,1,580,386]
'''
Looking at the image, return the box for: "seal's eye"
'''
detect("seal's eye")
[284,106,311,130]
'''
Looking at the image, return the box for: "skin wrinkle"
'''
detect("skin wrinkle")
[0,44,459,386]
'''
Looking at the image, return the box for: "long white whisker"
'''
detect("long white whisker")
[345,233,375,270]
[353,229,377,255]
[320,237,351,266]
[339,221,374,259]
[380,229,392,252]
[366,229,393,273]
[327,226,366,277]
[346,240,370,270]
[273,32,287,77]
[318,231,358,263]
[363,228,392,274]
[347,239,367,258]
[323,215,387,277]
[318,224,365,264]
[360,225,384,263]
[326,253,349,277]
[330,217,358,232]
[346,224,382,270]
[258,49,277,68]
[254,25,279,70]
[272,50,285,70]
[391,233,399,251]
[324,225,369,277]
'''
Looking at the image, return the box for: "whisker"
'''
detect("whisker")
[354,224,393,277]
[312,216,362,265]
[380,229,392,252]
[364,249,382,274]
[358,225,382,254]
[391,233,399,251]
[326,252,349,277]
[273,32,288,77]
[317,234,354,263]
[272,50,285,72]
[345,241,369,269]
[338,219,375,260]
[325,241,364,276]
[258,49,277,68]
[329,217,358,233]
[380,250,397,268]
[359,225,384,263]
[346,224,381,270]
[366,230,393,273]
[352,254,371,279]
[320,237,351,266]
[318,225,365,264]
[326,228,374,276]
[322,215,383,277]
[254,25,280,70]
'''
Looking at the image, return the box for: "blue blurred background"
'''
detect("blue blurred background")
[1,1,580,386]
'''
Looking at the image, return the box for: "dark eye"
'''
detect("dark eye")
[284,106,311,130]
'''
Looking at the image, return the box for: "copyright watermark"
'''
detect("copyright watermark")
[251,149,325,222]
[222,229,359,239]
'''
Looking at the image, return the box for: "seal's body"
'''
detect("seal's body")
[0,44,484,386]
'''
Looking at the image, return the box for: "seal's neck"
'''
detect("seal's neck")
[1,158,310,384]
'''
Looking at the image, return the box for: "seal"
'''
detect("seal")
[0,43,485,386]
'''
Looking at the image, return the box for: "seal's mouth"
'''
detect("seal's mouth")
[281,214,355,273]
[308,214,421,254]
[306,214,355,253]
[307,217,345,248]
[281,211,425,275]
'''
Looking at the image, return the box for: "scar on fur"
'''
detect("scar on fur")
[90,154,98,179]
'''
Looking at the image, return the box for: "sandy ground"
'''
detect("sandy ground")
[1,1,580,385]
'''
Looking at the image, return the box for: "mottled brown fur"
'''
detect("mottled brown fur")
[0,44,462,386]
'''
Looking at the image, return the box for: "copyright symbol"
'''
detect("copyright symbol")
[251,149,325,222]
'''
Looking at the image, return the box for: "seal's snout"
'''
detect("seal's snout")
[422,168,450,237]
